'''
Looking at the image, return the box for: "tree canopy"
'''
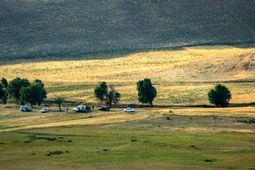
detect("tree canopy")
[208,84,231,107]
[95,82,121,107]
[20,80,47,106]
[1,78,8,88]
[8,77,30,103]
[0,84,8,104]
[137,78,157,106]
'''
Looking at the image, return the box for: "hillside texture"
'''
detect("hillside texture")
[0,0,255,59]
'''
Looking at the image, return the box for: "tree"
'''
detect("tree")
[94,82,121,107]
[33,79,47,106]
[20,85,38,107]
[54,96,65,111]
[20,81,47,107]
[208,84,231,107]
[0,78,8,104]
[0,84,8,104]
[1,78,8,88]
[95,82,108,102]
[137,78,157,105]
[106,85,121,107]
[8,78,30,103]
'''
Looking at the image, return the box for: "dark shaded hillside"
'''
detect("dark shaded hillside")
[0,0,255,59]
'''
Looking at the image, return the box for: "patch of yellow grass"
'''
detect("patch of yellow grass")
[0,45,254,103]
[160,107,255,117]
[1,46,254,83]
[0,109,148,132]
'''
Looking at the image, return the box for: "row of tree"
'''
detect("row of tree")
[94,78,157,107]
[0,77,47,106]
[0,77,231,107]
[95,79,232,107]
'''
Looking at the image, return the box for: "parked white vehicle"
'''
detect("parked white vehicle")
[73,105,91,113]
[40,108,47,113]
[124,107,135,112]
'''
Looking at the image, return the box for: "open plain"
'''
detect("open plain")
[0,45,255,169]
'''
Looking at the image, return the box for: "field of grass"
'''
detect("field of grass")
[0,45,255,169]
[0,45,254,105]
[0,106,255,169]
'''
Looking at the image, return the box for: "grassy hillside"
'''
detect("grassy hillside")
[0,45,254,105]
[0,0,255,59]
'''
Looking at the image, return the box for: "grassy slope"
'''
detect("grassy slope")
[0,45,254,105]
[0,0,255,59]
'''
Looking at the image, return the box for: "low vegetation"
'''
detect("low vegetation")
[0,106,255,169]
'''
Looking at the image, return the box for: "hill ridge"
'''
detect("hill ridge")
[0,0,255,59]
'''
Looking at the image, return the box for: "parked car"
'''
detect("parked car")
[73,105,91,113]
[98,106,110,111]
[40,108,47,113]
[124,107,134,112]
[20,106,32,112]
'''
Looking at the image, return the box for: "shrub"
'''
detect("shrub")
[208,84,231,107]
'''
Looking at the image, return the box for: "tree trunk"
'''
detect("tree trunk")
[58,104,62,111]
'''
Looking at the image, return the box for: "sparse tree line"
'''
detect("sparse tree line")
[94,78,231,107]
[0,77,232,108]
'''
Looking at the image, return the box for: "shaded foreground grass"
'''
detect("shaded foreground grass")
[0,106,255,169]
[0,121,255,169]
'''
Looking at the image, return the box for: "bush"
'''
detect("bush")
[208,84,231,107]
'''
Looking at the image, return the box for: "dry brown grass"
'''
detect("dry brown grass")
[0,107,148,132]
[0,45,254,104]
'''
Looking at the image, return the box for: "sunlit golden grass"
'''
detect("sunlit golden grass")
[0,107,148,132]
[0,45,254,104]
[159,107,255,117]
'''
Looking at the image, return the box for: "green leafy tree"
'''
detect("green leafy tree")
[0,78,8,104]
[208,84,231,107]
[95,82,121,107]
[20,85,37,107]
[95,82,108,102]
[1,78,8,88]
[20,80,47,107]
[54,96,65,111]
[0,84,8,104]
[137,78,157,106]
[33,79,47,106]
[8,77,30,103]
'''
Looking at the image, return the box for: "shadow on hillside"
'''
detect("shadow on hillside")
[1,41,255,66]
[0,51,135,66]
